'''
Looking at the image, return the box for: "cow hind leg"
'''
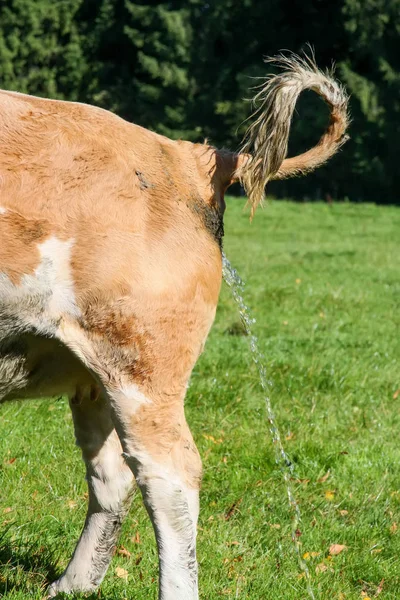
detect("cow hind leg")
[48,386,135,597]
[115,394,202,600]
[58,322,202,600]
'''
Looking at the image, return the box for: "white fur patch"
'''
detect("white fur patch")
[114,383,152,417]
[0,206,7,214]
[38,237,80,319]
[0,236,80,335]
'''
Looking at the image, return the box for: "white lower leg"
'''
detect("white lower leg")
[126,452,199,600]
[48,397,135,596]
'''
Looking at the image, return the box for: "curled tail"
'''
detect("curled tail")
[236,51,349,216]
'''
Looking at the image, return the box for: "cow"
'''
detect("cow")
[0,54,348,599]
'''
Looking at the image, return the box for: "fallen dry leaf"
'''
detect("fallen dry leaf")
[224,498,242,521]
[315,562,328,574]
[340,510,349,516]
[270,523,281,529]
[67,500,77,509]
[375,578,384,596]
[115,567,129,580]
[318,471,330,483]
[393,389,399,399]
[3,507,13,514]
[329,544,347,556]
[117,546,131,558]
[131,532,141,544]
[390,522,397,534]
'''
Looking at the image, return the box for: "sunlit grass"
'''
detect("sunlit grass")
[1,200,399,599]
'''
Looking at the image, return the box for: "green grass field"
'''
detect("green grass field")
[1,200,399,599]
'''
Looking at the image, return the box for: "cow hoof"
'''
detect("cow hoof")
[47,578,97,598]
[46,583,61,598]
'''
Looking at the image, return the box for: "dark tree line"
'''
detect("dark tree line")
[0,0,398,203]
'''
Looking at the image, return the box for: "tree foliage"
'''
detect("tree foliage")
[0,0,398,202]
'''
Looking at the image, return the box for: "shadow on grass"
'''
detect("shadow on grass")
[0,526,60,596]
[0,535,110,598]
[0,525,124,599]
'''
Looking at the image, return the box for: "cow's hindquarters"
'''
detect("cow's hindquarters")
[57,260,220,599]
